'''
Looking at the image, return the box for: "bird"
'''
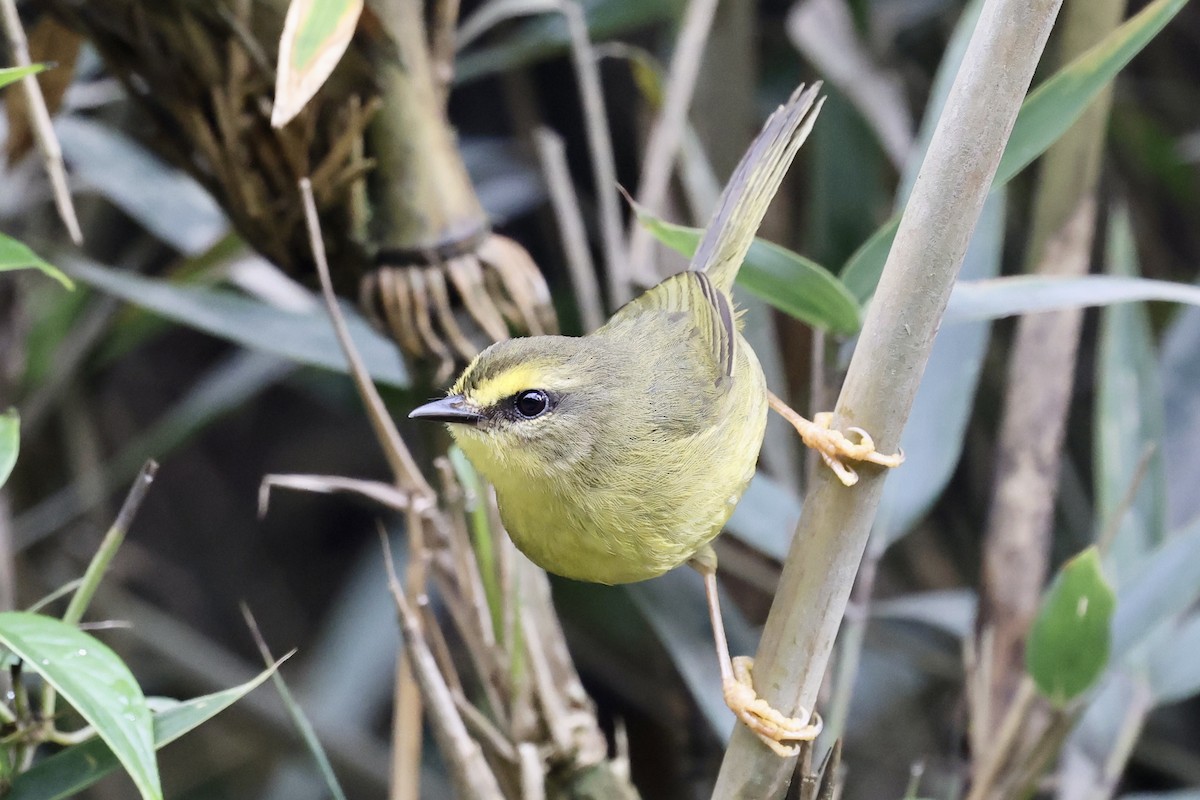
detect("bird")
[409,82,902,756]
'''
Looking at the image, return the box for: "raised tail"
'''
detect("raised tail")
[694,83,824,294]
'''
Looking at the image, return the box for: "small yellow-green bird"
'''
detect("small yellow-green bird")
[410,83,901,755]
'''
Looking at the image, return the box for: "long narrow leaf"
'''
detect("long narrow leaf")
[944,274,1200,324]
[0,233,73,289]
[841,0,1188,300]
[0,64,47,91]
[7,664,280,800]
[628,202,862,334]
[65,258,407,388]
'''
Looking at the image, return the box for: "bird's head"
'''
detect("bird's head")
[409,336,610,480]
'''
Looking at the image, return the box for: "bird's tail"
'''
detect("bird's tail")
[694,83,824,294]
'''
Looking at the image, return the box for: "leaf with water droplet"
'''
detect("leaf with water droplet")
[0,612,161,800]
[1026,547,1116,706]
[7,659,281,799]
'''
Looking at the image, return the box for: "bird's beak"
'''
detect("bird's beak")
[409,395,484,425]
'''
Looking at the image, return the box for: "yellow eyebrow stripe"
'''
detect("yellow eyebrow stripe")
[467,366,541,408]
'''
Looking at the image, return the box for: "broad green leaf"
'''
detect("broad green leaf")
[65,258,408,388]
[1095,210,1166,584]
[7,664,279,800]
[455,0,677,85]
[0,408,17,489]
[0,64,47,91]
[628,203,862,334]
[944,275,1200,325]
[1026,548,1116,706]
[1110,516,1200,661]
[272,0,364,127]
[0,233,74,289]
[841,0,1188,300]
[0,612,160,800]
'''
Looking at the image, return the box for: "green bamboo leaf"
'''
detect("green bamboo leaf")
[0,63,47,91]
[841,0,1188,301]
[628,203,862,334]
[0,233,74,290]
[0,408,17,489]
[272,0,364,127]
[7,663,280,800]
[0,613,160,800]
[1026,548,1116,707]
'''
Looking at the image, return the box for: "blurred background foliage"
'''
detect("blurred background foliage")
[2,0,1200,798]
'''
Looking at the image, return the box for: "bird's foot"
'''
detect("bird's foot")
[769,392,904,486]
[723,656,822,757]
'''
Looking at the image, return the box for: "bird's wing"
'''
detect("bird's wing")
[694,83,824,294]
[605,270,735,378]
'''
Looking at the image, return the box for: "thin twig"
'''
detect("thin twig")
[964,678,1037,800]
[42,460,157,730]
[1096,444,1156,557]
[533,127,605,331]
[241,605,349,800]
[398,504,432,800]
[711,0,1064,793]
[297,178,435,503]
[625,0,720,296]
[0,0,83,243]
[379,529,506,800]
[61,460,158,626]
[557,0,625,310]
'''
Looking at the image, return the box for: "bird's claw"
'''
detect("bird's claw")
[794,411,904,487]
[723,656,822,757]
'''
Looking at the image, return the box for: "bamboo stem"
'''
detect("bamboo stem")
[368,0,487,255]
[0,0,83,244]
[710,0,1063,794]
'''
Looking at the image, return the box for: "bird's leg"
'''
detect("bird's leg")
[767,390,903,487]
[690,548,822,757]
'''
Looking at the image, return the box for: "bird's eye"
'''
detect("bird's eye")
[514,389,551,419]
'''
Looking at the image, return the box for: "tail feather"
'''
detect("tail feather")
[694,83,824,294]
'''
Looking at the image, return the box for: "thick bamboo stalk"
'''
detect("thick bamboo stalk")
[711,0,1063,795]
